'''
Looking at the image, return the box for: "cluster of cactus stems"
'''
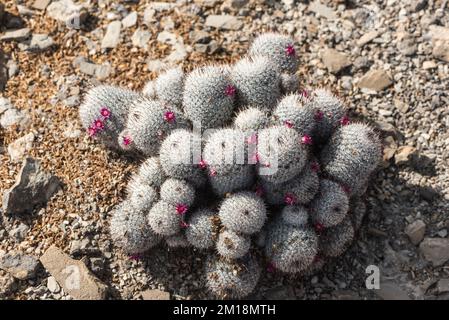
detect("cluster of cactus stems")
[80,33,382,299]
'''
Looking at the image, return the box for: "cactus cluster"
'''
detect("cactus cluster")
[80,33,382,299]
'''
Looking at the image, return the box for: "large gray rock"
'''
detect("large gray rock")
[101,21,122,49]
[2,158,61,216]
[205,15,242,30]
[321,48,351,74]
[0,97,30,130]
[0,251,40,280]
[46,0,88,29]
[0,28,31,42]
[21,34,55,52]
[357,69,393,91]
[419,238,449,267]
[40,245,108,300]
[405,220,426,245]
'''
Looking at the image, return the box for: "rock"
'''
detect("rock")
[141,289,170,300]
[0,28,31,42]
[47,276,60,293]
[394,146,417,165]
[433,41,449,63]
[394,98,409,113]
[94,63,113,80]
[321,49,351,74]
[0,273,17,298]
[143,7,156,25]
[69,238,90,255]
[32,0,52,10]
[429,26,449,42]
[357,31,379,47]
[148,2,175,12]
[89,258,104,275]
[419,187,439,202]
[166,43,188,63]
[47,0,88,29]
[132,29,151,49]
[7,133,35,162]
[419,238,449,267]
[190,30,211,44]
[76,58,113,80]
[437,279,449,294]
[7,59,19,78]
[157,31,178,45]
[409,0,427,12]
[64,95,80,107]
[121,11,137,29]
[397,37,417,56]
[422,61,437,70]
[375,281,410,300]
[0,252,40,280]
[405,220,426,245]
[2,158,61,216]
[101,21,121,49]
[22,34,55,52]
[221,0,249,10]
[0,99,30,130]
[205,15,242,31]
[309,1,336,20]
[146,59,168,73]
[40,245,108,300]
[358,70,393,91]
[9,223,30,242]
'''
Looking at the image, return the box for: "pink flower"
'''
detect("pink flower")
[284,193,296,205]
[176,204,189,215]
[341,185,351,194]
[225,85,236,97]
[266,262,276,273]
[198,159,208,169]
[251,152,260,164]
[311,162,320,173]
[209,168,217,177]
[129,253,142,261]
[314,222,325,234]
[180,221,189,228]
[301,89,309,98]
[301,134,313,145]
[164,111,175,123]
[314,110,324,121]
[87,126,97,137]
[255,186,264,197]
[247,133,258,145]
[284,120,294,128]
[123,136,132,146]
[340,115,350,126]
[100,107,111,119]
[94,119,104,130]
[285,44,296,56]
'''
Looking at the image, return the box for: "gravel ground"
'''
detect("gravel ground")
[0,0,448,300]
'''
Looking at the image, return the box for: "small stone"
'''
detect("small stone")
[205,15,243,30]
[419,238,449,267]
[353,56,370,71]
[405,220,426,245]
[357,31,379,46]
[121,11,137,29]
[422,61,437,70]
[146,59,168,73]
[397,37,417,56]
[46,0,88,29]
[24,34,55,52]
[437,279,449,294]
[101,21,121,49]
[309,1,336,20]
[7,60,19,78]
[358,70,393,91]
[143,7,156,25]
[40,245,108,300]
[190,30,211,44]
[194,0,220,7]
[165,43,187,63]
[32,0,52,10]
[375,281,410,300]
[321,48,351,74]
[157,31,177,45]
[69,238,90,255]
[419,187,438,202]
[141,289,170,300]
[7,132,35,163]
[47,276,60,293]
[147,2,175,11]
[394,99,409,113]
[9,223,30,242]
[0,28,31,42]
[132,29,151,48]
[2,158,61,216]
[432,41,449,63]
[0,252,40,280]
[221,0,249,10]
[0,273,17,298]
[89,258,104,275]
[78,60,97,76]
[64,95,80,107]
[94,63,113,80]
[0,101,30,130]
[394,146,417,165]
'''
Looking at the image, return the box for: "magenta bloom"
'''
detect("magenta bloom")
[255,186,264,197]
[251,152,260,164]
[176,204,189,215]
[247,133,258,145]
[164,111,176,123]
[123,136,132,146]
[209,168,217,177]
[341,185,351,194]
[198,159,207,169]
[284,193,296,205]
[301,135,313,145]
[266,262,276,273]
[285,44,296,56]
[340,115,350,126]
[314,222,324,234]
[100,107,111,119]
[314,110,324,121]
[311,162,320,173]
[225,85,236,97]
[87,126,97,137]
[284,120,294,128]
[301,89,309,98]
[94,119,104,130]
[180,221,189,228]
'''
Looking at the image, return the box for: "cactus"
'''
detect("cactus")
[265,220,318,273]
[110,200,160,254]
[155,67,185,108]
[249,33,299,74]
[234,107,269,132]
[79,85,140,149]
[218,191,267,235]
[260,160,319,205]
[159,129,207,188]
[272,93,316,135]
[142,80,156,99]
[216,229,251,259]
[120,97,189,155]
[257,126,309,184]
[183,65,236,130]
[205,254,261,299]
[231,55,281,111]
[310,179,349,229]
[126,177,159,211]
[320,123,382,194]
[166,232,191,248]
[185,208,217,249]
[147,200,184,236]
[280,73,300,94]
[160,178,196,207]
[319,217,354,258]
[136,157,167,188]
[280,205,309,227]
